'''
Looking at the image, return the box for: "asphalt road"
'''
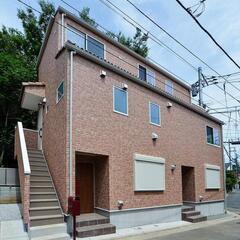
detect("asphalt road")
[227,189,240,213]
[150,219,240,240]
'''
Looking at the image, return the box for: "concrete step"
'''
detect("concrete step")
[28,151,43,156]
[30,199,59,208]
[29,157,45,163]
[30,186,54,192]
[30,223,69,239]
[31,233,70,240]
[31,175,51,181]
[30,161,47,167]
[31,170,49,176]
[182,210,201,218]
[182,205,195,212]
[185,215,207,223]
[31,165,48,171]
[30,206,62,217]
[30,192,57,200]
[76,223,116,238]
[30,214,64,227]
[30,180,53,187]
[76,214,109,227]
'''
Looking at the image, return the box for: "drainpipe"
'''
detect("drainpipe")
[221,129,227,213]
[61,13,66,47]
[69,50,75,196]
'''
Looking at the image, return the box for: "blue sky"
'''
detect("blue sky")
[1,0,240,144]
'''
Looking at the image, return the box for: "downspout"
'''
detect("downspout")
[222,128,227,213]
[61,13,66,47]
[69,50,75,196]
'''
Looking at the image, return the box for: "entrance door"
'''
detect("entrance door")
[37,106,43,150]
[76,162,94,213]
[181,166,195,202]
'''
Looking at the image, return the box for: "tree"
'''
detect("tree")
[79,7,98,28]
[0,0,55,166]
[226,170,237,192]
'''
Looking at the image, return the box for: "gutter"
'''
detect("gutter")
[37,6,191,90]
[62,42,224,125]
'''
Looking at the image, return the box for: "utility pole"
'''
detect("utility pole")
[198,67,203,107]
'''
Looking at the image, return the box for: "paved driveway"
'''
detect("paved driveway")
[227,189,240,213]
[150,219,240,240]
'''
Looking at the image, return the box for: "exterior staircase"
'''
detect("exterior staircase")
[76,213,116,238]
[28,148,69,240]
[182,205,207,223]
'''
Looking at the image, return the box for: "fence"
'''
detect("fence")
[0,168,19,186]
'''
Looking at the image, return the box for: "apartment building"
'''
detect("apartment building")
[15,6,225,238]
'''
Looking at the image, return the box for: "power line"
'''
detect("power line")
[124,0,240,103]
[16,0,238,123]
[176,0,240,70]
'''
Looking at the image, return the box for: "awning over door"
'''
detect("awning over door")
[20,82,45,111]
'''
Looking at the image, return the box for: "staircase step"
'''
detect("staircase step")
[31,166,48,171]
[31,233,70,240]
[31,170,49,176]
[185,215,207,223]
[30,192,57,200]
[30,180,52,186]
[31,186,54,192]
[29,157,45,162]
[30,206,62,217]
[76,214,109,227]
[30,161,47,167]
[182,211,201,218]
[30,223,68,239]
[76,223,116,238]
[30,199,59,208]
[31,175,51,181]
[30,214,64,227]
[182,205,195,212]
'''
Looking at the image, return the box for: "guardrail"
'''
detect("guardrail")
[14,122,31,230]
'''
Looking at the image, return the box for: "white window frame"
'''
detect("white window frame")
[206,125,221,147]
[113,86,128,116]
[149,102,161,126]
[56,81,64,104]
[86,35,106,60]
[205,164,221,189]
[165,80,174,95]
[134,153,165,191]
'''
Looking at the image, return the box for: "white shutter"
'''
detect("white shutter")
[134,154,165,191]
[205,164,221,189]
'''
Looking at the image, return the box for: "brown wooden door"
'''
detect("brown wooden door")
[75,162,94,213]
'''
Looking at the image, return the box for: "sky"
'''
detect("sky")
[1,0,240,158]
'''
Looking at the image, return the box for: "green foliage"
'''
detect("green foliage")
[79,7,98,28]
[226,170,237,192]
[107,28,149,58]
[0,0,55,166]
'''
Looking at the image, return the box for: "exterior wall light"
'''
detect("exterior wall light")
[100,70,106,78]
[152,133,158,140]
[118,200,124,210]
[171,164,176,171]
[199,195,204,202]
[167,102,173,108]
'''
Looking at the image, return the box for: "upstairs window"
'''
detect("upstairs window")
[165,80,173,95]
[87,36,104,59]
[113,86,128,116]
[139,65,156,86]
[56,81,64,103]
[149,102,161,126]
[206,126,220,146]
[66,26,86,49]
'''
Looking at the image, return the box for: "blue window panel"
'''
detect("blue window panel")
[66,26,86,49]
[150,103,160,125]
[114,87,128,115]
[87,36,104,59]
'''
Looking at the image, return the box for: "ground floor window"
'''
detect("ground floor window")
[134,153,165,191]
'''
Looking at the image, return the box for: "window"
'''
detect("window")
[139,65,147,81]
[165,80,173,95]
[134,154,165,191]
[139,65,156,86]
[87,36,104,59]
[206,126,220,146]
[56,81,64,103]
[66,26,86,49]
[205,164,221,189]
[149,102,161,126]
[113,86,128,115]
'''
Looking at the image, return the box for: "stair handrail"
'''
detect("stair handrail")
[17,121,31,175]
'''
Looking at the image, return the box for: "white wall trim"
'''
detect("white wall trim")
[18,122,31,175]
